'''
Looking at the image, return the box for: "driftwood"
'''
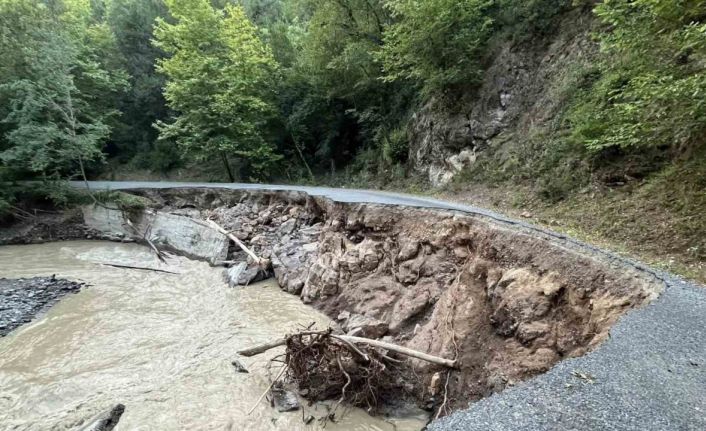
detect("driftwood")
[238,338,287,357]
[77,404,125,431]
[98,262,180,274]
[241,330,457,415]
[207,219,265,266]
[124,219,168,264]
[237,332,457,368]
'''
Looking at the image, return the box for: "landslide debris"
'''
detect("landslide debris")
[3,187,664,416]
[128,188,662,414]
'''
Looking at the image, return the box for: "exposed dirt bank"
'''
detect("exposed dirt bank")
[0,277,85,337]
[0,188,665,416]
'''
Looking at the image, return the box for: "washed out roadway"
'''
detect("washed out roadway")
[75,181,706,431]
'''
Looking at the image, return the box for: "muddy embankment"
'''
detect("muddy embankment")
[0,188,665,415]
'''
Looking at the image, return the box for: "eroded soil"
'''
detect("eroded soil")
[125,188,663,412]
[0,188,665,416]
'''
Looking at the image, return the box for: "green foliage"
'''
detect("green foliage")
[570,0,706,153]
[0,0,128,179]
[382,126,408,164]
[106,0,174,171]
[380,0,494,95]
[153,0,281,180]
[91,190,150,210]
[494,0,573,38]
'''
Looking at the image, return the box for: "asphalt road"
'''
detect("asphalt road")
[75,181,706,431]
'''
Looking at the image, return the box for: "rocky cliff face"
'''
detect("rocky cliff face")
[409,10,596,186]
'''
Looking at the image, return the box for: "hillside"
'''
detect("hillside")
[0,0,704,282]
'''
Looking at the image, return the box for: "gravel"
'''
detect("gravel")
[0,277,85,337]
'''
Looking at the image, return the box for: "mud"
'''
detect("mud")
[1,187,665,416]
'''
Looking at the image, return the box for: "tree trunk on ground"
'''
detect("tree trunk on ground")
[221,152,235,182]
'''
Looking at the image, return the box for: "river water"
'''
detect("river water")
[0,241,426,430]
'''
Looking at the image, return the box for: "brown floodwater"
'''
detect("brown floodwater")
[0,241,427,430]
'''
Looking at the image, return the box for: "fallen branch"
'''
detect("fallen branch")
[339,335,458,368]
[237,332,457,368]
[247,366,287,415]
[238,338,287,357]
[140,223,167,264]
[97,262,180,274]
[124,218,168,264]
[207,219,264,266]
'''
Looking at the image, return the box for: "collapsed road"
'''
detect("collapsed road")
[1,181,704,431]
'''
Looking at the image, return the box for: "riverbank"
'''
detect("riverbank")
[1,184,703,430]
[0,276,84,337]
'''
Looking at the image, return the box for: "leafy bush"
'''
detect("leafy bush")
[379,0,495,95]
[382,126,409,164]
[570,0,706,153]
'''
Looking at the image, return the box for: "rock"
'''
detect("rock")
[389,288,430,333]
[428,372,443,396]
[488,268,559,336]
[77,403,125,431]
[337,310,351,321]
[271,387,300,412]
[278,219,297,235]
[343,313,389,339]
[81,207,229,264]
[231,359,249,373]
[224,262,262,287]
[516,321,551,345]
[397,239,420,262]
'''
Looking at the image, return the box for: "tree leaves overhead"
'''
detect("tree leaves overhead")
[0,0,703,197]
[153,0,281,180]
[0,0,128,180]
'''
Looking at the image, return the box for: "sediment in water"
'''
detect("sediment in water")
[0,188,665,415]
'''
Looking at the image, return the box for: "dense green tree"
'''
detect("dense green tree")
[0,0,128,184]
[153,0,280,181]
[380,0,494,96]
[570,0,706,153]
[106,0,173,170]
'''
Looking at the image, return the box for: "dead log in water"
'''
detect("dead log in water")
[237,332,457,368]
[77,404,125,431]
[239,330,456,415]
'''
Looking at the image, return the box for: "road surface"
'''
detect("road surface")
[75,181,706,431]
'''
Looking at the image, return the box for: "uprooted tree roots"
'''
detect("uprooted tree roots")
[240,329,458,417]
[284,331,402,411]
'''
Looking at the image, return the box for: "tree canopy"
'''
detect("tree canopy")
[153,0,280,181]
[0,0,703,212]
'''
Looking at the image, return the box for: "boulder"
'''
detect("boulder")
[343,313,389,339]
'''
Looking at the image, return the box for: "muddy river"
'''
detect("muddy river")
[0,241,427,430]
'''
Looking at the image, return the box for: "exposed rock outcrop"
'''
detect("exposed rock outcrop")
[409,9,596,186]
[113,188,661,412]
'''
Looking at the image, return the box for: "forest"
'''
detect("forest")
[0,0,704,278]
